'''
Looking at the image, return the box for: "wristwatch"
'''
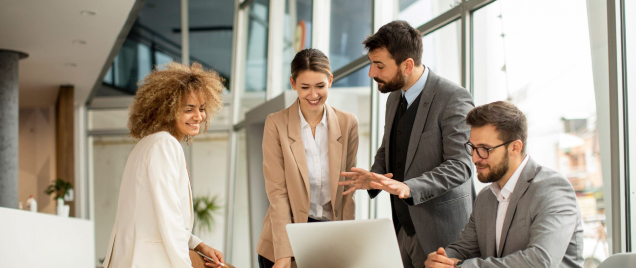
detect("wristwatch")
[454,260,463,267]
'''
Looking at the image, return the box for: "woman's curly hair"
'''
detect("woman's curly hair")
[128,62,224,142]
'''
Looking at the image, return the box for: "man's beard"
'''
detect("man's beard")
[476,152,510,184]
[374,68,407,93]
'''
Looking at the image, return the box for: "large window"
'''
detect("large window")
[473,1,607,264]
[422,19,461,85]
[329,0,372,71]
[283,0,313,90]
[398,0,458,27]
[239,0,270,121]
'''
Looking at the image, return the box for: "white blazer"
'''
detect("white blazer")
[102,131,203,268]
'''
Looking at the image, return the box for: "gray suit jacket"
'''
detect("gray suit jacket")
[446,157,584,268]
[369,70,475,254]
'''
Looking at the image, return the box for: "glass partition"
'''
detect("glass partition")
[329,0,372,70]
[239,0,270,121]
[399,0,459,27]
[283,0,313,90]
[473,1,607,264]
[189,0,234,88]
[422,19,461,85]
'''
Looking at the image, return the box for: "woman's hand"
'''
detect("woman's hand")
[195,243,225,267]
[272,257,292,268]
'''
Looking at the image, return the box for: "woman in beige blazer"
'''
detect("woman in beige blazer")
[102,62,225,268]
[256,49,359,268]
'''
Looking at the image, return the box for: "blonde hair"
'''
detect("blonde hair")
[128,62,224,143]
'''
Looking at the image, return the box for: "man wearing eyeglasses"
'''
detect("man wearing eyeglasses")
[424,101,583,268]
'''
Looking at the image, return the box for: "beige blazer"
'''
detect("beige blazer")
[256,100,359,263]
[102,131,203,268]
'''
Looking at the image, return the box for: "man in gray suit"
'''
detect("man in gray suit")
[424,101,584,268]
[339,20,474,268]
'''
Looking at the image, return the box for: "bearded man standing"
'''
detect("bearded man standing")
[339,20,474,268]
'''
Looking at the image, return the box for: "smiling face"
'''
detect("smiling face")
[174,92,206,141]
[368,47,407,93]
[290,70,332,112]
[469,124,511,183]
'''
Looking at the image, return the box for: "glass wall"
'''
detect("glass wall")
[239,0,270,121]
[189,0,234,88]
[398,0,458,27]
[329,0,372,71]
[422,19,461,85]
[283,0,313,90]
[473,0,606,264]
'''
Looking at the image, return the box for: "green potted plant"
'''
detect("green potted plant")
[192,194,222,234]
[44,178,73,216]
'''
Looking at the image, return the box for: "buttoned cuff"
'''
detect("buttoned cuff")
[403,180,436,206]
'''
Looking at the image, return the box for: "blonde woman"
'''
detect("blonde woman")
[102,62,225,268]
[256,48,359,268]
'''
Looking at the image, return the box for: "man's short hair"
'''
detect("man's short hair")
[466,101,528,154]
[362,20,423,66]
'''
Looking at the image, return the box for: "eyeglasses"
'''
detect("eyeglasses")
[465,140,515,159]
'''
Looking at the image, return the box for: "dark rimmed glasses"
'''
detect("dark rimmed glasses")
[465,140,515,159]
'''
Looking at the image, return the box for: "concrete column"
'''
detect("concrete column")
[0,50,27,209]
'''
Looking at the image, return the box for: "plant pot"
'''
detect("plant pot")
[56,197,67,217]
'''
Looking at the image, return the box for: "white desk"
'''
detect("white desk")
[0,207,95,268]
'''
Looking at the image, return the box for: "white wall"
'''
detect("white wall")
[18,107,57,214]
[0,207,94,268]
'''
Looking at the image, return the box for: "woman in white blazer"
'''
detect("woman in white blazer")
[102,62,225,268]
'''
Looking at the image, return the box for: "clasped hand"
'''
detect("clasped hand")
[338,167,411,199]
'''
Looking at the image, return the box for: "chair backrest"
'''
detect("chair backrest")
[597,253,636,268]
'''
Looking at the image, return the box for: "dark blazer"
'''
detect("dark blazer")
[446,157,584,268]
[370,69,475,254]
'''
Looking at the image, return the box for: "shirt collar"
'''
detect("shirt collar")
[298,102,328,129]
[401,66,429,107]
[490,155,530,202]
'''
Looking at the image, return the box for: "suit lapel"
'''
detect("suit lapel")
[288,100,311,196]
[325,104,343,213]
[497,157,536,256]
[485,193,498,258]
[404,70,437,172]
[384,92,400,170]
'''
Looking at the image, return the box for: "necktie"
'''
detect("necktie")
[398,94,408,119]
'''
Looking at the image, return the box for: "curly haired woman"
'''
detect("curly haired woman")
[102,62,225,268]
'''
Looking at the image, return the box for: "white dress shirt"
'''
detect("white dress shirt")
[491,155,529,255]
[299,104,332,221]
[401,66,429,108]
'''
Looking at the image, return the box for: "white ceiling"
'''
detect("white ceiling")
[0,0,137,108]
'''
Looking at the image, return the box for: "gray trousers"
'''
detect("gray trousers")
[398,227,426,268]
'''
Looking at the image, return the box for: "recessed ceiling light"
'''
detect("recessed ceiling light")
[80,10,97,16]
[65,63,77,67]
[72,40,87,45]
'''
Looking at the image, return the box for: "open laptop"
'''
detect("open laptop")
[286,218,403,268]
